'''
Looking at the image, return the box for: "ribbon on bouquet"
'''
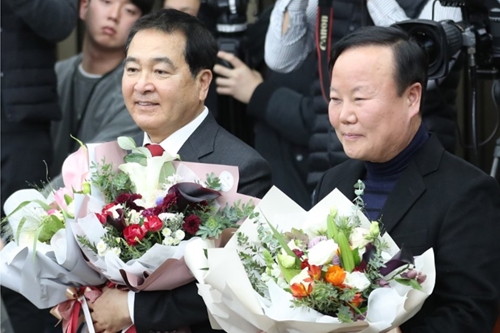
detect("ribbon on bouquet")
[50,286,102,333]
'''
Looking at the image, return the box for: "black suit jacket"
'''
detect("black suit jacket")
[315,135,500,333]
[134,112,272,333]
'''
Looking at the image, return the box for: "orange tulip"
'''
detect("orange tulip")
[350,292,364,308]
[291,282,313,297]
[308,265,322,280]
[325,265,346,286]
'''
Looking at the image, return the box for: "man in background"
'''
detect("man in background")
[1,1,78,331]
[50,0,155,181]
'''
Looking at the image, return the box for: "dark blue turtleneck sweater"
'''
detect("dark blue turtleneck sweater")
[362,124,429,221]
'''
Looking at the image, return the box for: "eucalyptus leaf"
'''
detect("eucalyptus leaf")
[117,136,138,150]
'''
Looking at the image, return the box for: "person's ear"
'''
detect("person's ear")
[407,82,422,118]
[79,0,91,21]
[197,69,212,101]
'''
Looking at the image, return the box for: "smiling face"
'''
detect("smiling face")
[122,28,212,143]
[80,0,142,51]
[328,45,422,163]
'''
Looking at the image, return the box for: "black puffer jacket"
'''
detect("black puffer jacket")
[1,0,77,128]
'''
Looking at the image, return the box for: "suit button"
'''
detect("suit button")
[296,154,303,162]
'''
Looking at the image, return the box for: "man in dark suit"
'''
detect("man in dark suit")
[88,9,272,333]
[314,26,500,333]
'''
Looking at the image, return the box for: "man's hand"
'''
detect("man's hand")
[213,51,263,104]
[88,287,132,333]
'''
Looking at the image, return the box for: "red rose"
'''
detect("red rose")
[183,214,201,235]
[123,224,146,246]
[144,215,163,232]
[95,212,107,224]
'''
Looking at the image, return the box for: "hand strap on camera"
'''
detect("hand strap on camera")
[316,0,334,103]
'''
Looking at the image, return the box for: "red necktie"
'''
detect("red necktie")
[145,143,165,157]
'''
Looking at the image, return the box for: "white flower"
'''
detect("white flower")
[290,268,312,289]
[97,240,108,257]
[119,153,178,202]
[163,236,175,246]
[344,271,371,291]
[270,263,282,279]
[108,204,124,219]
[307,239,338,265]
[108,247,121,257]
[162,228,172,237]
[286,239,301,251]
[304,219,328,238]
[350,227,369,249]
[174,229,185,241]
[128,210,142,224]
[159,213,178,222]
[166,173,183,185]
[49,210,65,222]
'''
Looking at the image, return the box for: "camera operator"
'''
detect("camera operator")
[264,0,462,191]
[214,4,317,209]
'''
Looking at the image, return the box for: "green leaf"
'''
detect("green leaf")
[15,217,27,244]
[278,261,302,284]
[394,278,412,286]
[409,278,423,291]
[337,232,355,272]
[64,194,73,205]
[327,212,339,241]
[124,153,147,165]
[117,136,138,150]
[38,215,65,243]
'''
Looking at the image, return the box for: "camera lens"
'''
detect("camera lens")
[413,30,439,67]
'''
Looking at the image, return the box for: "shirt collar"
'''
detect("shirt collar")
[142,107,209,156]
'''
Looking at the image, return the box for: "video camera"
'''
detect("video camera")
[393,0,500,80]
[200,0,249,66]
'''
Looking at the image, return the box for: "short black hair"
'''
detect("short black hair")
[329,26,428,97]
[126,9,218,77]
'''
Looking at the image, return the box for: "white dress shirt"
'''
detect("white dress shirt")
[128,106,209,323]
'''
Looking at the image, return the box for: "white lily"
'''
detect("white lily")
[118,153,178,206]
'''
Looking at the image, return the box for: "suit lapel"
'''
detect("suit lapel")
[379,135,443,234]
[337,161,366,201]
[178,112,217,162]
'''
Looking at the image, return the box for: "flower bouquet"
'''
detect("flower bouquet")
[69,137,257,293]
[0,144,106,309]
[187,185,435,333]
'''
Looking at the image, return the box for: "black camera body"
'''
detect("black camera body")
[393,0,500,79]
[200,0,249,67]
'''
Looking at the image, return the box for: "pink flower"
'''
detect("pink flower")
[123,224,146,246]
[53,187,74,211]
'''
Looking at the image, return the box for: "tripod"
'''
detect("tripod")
[490,137,500,181]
